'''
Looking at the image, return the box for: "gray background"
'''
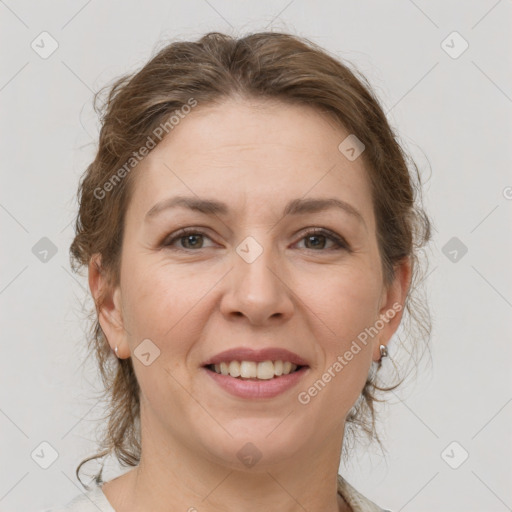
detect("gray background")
[1,1,511,511]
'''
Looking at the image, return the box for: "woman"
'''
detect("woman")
[50,30,431,512]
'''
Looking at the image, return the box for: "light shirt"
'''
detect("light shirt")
[43,474,392,512]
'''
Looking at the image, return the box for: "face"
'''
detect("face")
[91,97,409,470]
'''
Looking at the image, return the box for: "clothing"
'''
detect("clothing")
[43,474,391,512]
[337,474,392,512]
[41,485,114,512]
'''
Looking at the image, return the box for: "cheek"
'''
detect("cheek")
[300,270,380,420]
[121,258,216,344]
[306,265,382,341]
[302,265,381,404]
[120,262,198,402]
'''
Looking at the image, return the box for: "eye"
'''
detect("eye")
[162,227,350,252]
[162,228,214,250]
[295,228,350,251]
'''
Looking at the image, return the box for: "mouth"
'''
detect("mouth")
[204,361,307,380]
[200,347,311,398]
[202,360,310,399]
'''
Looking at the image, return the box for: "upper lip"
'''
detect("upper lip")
[202,347,310,367]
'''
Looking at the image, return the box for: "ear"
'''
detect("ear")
[88,253,130,359]
[372,257,412,362]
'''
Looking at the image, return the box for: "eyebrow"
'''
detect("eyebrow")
[145,195,366,226]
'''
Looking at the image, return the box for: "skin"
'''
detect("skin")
[89,97,410,512]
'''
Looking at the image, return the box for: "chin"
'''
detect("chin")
[198,425,308,471]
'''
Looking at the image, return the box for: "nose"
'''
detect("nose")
[219,239,295,326]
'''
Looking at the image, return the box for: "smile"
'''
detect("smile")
[204,363,309,399]
[208,360,303,380]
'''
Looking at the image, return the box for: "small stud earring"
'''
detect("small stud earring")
[114,345,119,357]
[379,344,388,362]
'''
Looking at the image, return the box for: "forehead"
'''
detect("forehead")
[127,98,374,227]
[160,97,354,168]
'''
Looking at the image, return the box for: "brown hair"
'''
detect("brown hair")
[70,30,432,486]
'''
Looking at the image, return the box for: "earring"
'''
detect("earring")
[114,345,119,357]
[379,344,388,362]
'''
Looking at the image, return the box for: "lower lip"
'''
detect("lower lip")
[203,366,309,399]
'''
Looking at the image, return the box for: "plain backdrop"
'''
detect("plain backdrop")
[1,1,511,511]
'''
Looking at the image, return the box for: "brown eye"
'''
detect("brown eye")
[162,227,350,252]
[179,233,204,249]
[303,234,329,250]
[296,228,350,251]
[163,229,214,250]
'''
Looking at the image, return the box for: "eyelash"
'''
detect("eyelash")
[162,227,351,253]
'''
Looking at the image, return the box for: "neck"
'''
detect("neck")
[104,409,349,512]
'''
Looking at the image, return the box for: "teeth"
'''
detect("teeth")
[257,361,274,380]
[220,362,229,376]
[228,361,240,377]
[240,360,258,378]
[210,360,299,379]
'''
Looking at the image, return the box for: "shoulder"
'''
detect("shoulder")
[337,474,393,512]
[42,484,115,512]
